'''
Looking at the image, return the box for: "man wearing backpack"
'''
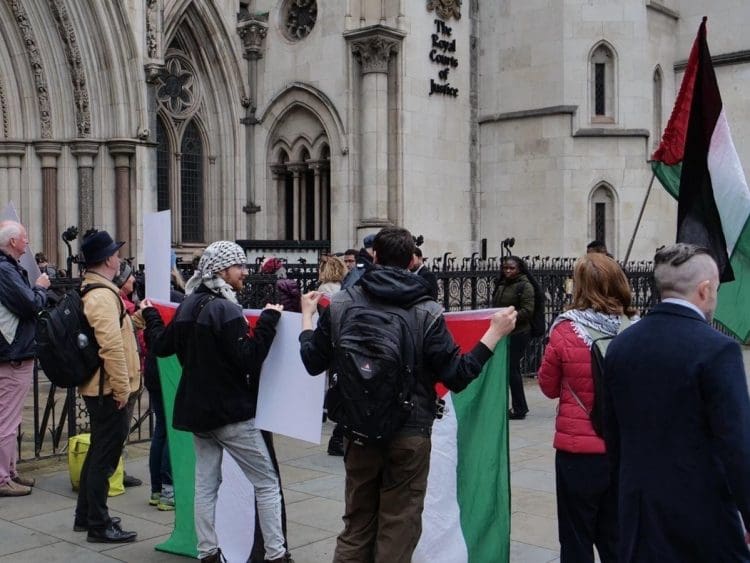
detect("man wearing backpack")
[299,227,517,563]
[0,220,49,497]
[73,230,140,543]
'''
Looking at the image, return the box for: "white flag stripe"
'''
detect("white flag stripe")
[707,109,750,255]
[413,393,469,563]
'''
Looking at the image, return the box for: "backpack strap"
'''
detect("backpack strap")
[81,283,126,327]
[80,283,127,402]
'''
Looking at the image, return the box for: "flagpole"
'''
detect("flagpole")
[623,170,657,264]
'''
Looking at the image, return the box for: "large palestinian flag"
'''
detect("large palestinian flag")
[414,310,511,562]
[651,17,750,342]
[151,303,511,562]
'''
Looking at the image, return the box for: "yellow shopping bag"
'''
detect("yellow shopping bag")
[68,433,125,497]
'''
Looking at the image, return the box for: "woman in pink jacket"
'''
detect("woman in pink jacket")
[538,253,637,563]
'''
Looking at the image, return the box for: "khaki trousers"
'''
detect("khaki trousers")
[334,434,431,563]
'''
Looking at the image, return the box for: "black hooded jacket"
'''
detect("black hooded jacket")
[300,265,494,435]
[143,285,280,433]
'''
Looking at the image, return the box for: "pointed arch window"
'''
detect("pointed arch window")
[590,184,616,254]
[180,120,204,243]
[590,43,616,123]
[653,67,663,149]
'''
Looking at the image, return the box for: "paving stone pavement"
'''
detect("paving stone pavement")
[2,347,748,562]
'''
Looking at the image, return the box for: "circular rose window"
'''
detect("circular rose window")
[281,0,317,41]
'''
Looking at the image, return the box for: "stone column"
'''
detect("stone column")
[344,26,404,232]
[70,141,100,233]
[34,142,62,264]
[270,164,287,238]
[237,14,268,237]
[310,162,322,239]
[107,141,136,253]
[288,164,306,240]
[0,143,25,212]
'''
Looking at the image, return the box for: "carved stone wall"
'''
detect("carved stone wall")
[48,0,91,137]
[8,0,52,138]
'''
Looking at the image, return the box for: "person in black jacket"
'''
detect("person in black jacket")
[299,227,517,563]
[141,241,287,563]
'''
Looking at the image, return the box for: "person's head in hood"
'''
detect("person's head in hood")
[185,241,248,303]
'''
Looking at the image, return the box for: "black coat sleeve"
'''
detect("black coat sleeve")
[142,306,177,358]
[299,306,333,376]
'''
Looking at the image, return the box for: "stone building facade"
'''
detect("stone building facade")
[0,0,747,265]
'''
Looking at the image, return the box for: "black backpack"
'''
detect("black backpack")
[573,318,632,437]
[326,288,426,446]
[36,284,125,388]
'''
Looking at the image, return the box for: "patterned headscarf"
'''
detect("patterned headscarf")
[185,241,246,304]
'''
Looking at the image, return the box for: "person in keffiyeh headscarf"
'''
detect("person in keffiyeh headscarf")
[141,241,291,563]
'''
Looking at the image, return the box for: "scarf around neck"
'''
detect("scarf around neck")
[551,308,636,347]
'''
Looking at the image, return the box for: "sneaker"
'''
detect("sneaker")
[12,473,35,487]
[0,480,31,497]
[158,485,175,511]
[149,492,160,506]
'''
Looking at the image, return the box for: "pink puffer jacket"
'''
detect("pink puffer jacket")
[537,320,605,454]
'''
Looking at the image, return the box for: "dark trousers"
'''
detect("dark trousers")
[508,332,530,414]
[75,395,129,529]
[148,387,172,493]
[334,434,431,563]
[555,450,617,563]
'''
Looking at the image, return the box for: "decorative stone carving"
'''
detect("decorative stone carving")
[281,0,317,41]
[0,77,7,138]
[156,53,201,120]
[48,0,91,137]
[427,0,462,21]
[9,0,52,139]
[146,0,162,60]
[349,35,401,74]
[237,16,268,60]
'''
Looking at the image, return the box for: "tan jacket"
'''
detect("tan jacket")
[78,272,140,401]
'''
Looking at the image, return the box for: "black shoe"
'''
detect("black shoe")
[202,548,227,563]
[508,409,527,420]
[327,437,344,457]
[122,474,142,487]
[74,516,121,532]
[86,522,136,543]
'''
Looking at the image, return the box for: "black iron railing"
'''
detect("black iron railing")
[20,254,727,462]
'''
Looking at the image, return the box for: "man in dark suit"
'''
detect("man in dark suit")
[604,243,750,562]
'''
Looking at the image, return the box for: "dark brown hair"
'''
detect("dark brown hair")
[569,253,636,316]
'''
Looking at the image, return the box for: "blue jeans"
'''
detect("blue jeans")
[148,387,172,493]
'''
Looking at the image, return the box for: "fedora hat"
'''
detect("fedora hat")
[81,230,125,265]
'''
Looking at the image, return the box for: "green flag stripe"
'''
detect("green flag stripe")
[453,340,510,563]
[652,160,682,200]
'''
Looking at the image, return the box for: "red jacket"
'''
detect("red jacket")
[537,320,605,454]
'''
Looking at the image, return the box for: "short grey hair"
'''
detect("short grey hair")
[654,243,718,297]
[0,221,22,250]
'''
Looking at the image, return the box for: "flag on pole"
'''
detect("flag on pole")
[651,17,750,342]
[414,310,511,563]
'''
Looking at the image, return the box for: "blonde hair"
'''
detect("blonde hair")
[319,255,347,284]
